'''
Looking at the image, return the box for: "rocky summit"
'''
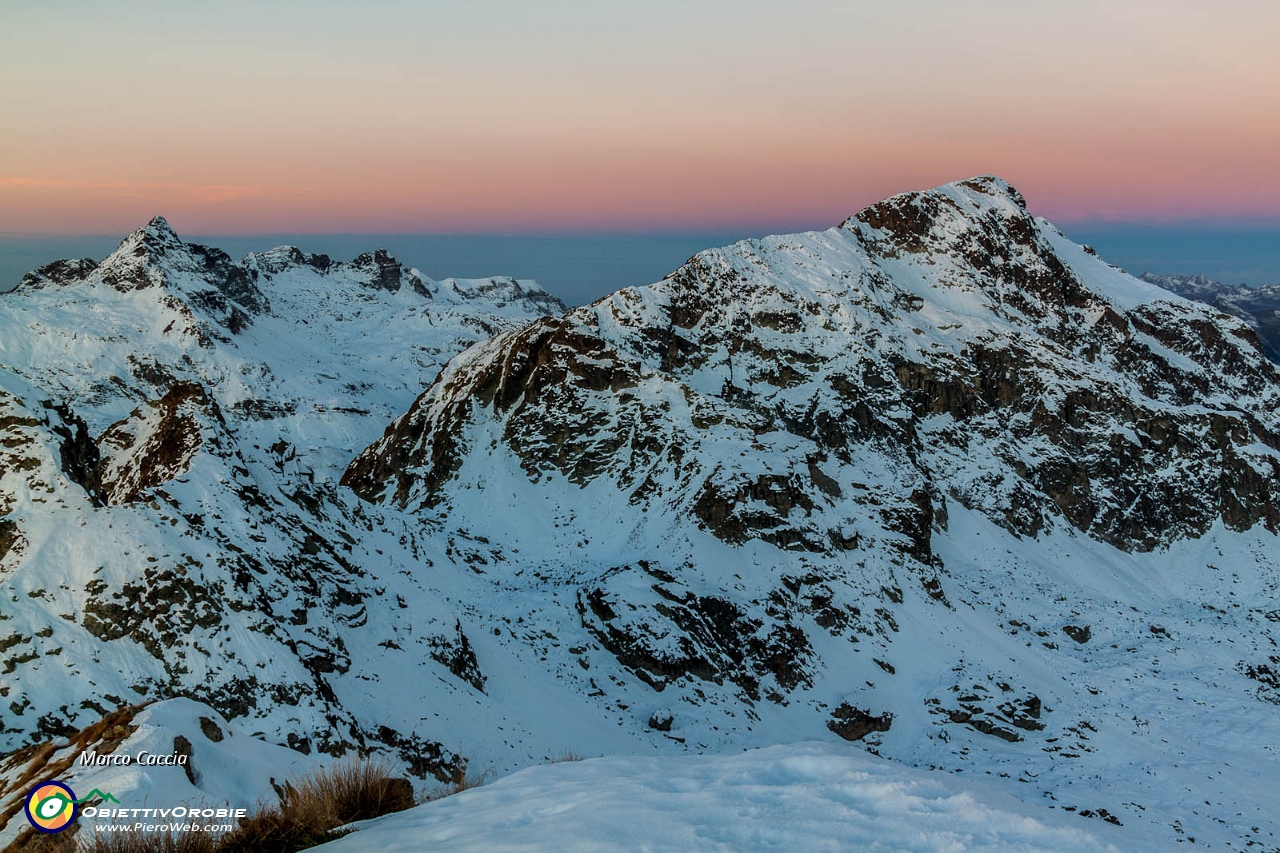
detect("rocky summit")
[346,176,1280,554]
[3,178,1280,850]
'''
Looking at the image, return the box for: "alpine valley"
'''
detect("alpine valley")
[2,177,1279,851]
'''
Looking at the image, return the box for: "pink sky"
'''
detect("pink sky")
[3,1,1278,235]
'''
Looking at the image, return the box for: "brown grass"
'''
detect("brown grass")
[294,759,416,826]
[0,705,144,838]
[212,807,338,853]
[5,824,80,852]
[215,759,414,853]
[0,759,415,853]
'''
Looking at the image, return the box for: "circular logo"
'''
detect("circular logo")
[24,781,78,834]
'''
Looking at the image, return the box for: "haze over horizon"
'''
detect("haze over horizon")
[3,1,1277,236]
[5,215,1280,307]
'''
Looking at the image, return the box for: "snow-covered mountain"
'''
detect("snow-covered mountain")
[0,219,566,845]
[1140,272,1280,363]
[3,179,1280,850]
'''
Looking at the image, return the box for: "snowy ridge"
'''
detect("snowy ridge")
[0,221,567,846]
[342,176,1280,848]
[3,178,1280,850]
[1141,272,1280,363]
[318,742,1139,852]
[0,698,324,849]
[349,174,1280,550]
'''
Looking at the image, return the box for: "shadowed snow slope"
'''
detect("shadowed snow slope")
[317,743,1140,853]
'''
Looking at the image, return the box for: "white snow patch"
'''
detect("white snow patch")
[318,743,1139,853]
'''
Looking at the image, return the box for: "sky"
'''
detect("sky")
[2,0,1279,237]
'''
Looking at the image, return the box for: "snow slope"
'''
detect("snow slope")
[318,743,1142,853]
[3,179,1280,851]
[1140,272,1280,363]
[342,177,1280,849]
[0,220,568,843]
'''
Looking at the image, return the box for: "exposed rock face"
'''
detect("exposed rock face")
[1063,624,1091,644]
[0,217,563,782]
[426,620,486,693]
[1141,273,1280,364]
[7,184,1280,849]
[346,176,1280,556]
[576,562,814,702]
[98,382,213,505]
[353,249,404,292]
[827,704,893,741]
[46,402,105,507]
[933,680,1046,744]
[0,520,18,564]
[18,257,99,289]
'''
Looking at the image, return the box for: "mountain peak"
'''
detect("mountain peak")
[845,175,1028,239]
[144,213,177,234]
[349,174,1280,554]
[124,214,185,253]
[92,215,192,291]
[950,174,1028,209]
[351,248,404,292]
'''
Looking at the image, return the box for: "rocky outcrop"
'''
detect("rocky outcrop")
[426,620,486,693]
[353,249,404,292]
[81,565,224,658]
[345,176,1280,556]
[1142,273,1280,364]
[827,704,893,741]
[18,257,98,289]
[0,519,17,562]
[97,382,213,505]
[576,563,814,703]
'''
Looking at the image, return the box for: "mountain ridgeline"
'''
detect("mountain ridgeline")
[2,178,1279,849]
[344,176,1280,555]
[1139,272,1280,363]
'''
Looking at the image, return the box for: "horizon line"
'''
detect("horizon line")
[5,215,1280,242]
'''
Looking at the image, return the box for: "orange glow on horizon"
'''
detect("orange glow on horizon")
[2,1,1278,235]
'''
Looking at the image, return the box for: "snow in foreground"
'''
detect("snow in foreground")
[319,743,1143,853]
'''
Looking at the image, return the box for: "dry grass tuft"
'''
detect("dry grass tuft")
[294,759,416,826]
[0,705,145,838]
[6,825,80,852]
[7,759,416,853]
[546,749,587,764]
[213,807,337,853]
[216,759,414,853]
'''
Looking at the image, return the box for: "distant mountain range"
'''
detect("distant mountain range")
[1140,272,1280,362]
[2,179,1278,850]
